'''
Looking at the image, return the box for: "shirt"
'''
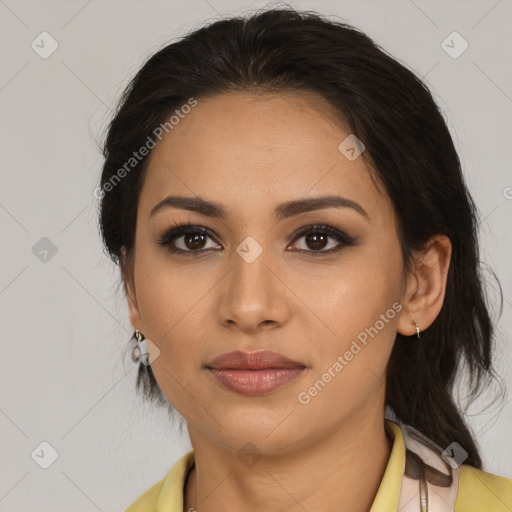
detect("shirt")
[125,420,512,511]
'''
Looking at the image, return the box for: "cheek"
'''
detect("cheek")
[133,237,208,336]
[294,241,402,340]
[131,256,205,396]
[295,270,400,425]
[303,241,403,381]
[135,258,205,410]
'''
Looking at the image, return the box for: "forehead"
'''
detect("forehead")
[139,91,392,223]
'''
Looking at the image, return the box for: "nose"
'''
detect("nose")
[216,244,292,333]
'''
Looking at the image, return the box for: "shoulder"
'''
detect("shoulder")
[455,464,512,511]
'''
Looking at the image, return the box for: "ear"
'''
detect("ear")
[397,235,452,336]
[120,246,142,332]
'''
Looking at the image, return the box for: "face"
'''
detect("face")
[125,91,407,453]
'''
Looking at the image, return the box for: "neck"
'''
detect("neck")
[184,408,393,512]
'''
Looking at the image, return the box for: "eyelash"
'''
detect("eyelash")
[157,221,356,256]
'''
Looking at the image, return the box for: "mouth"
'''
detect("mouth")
[205,351,307,396]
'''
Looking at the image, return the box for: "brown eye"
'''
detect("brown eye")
[158,225,221,253]
[304,232,329,251]
[182,232,208,250]
[288,224,356,255]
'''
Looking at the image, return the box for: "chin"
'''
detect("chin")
[210,406,305,453]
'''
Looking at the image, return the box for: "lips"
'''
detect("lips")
[207,350,305,370]
[206,351,306,396]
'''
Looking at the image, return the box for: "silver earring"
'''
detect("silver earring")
[131,329,150,365]
[411,320,420,339]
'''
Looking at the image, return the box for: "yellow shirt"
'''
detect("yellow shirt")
[125,421,512,511]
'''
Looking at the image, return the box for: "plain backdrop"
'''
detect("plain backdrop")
[1,0,511,510]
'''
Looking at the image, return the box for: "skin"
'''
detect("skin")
[123,91,452,512]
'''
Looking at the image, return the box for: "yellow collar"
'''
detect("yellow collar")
[126,419,512,511]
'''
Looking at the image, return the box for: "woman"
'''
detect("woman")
[97,7,512,512]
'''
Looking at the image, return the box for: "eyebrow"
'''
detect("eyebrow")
[149,195,370,221]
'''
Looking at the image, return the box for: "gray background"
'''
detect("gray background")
[1,0,511,510]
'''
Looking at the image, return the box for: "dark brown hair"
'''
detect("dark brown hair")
[98,7,505,468]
